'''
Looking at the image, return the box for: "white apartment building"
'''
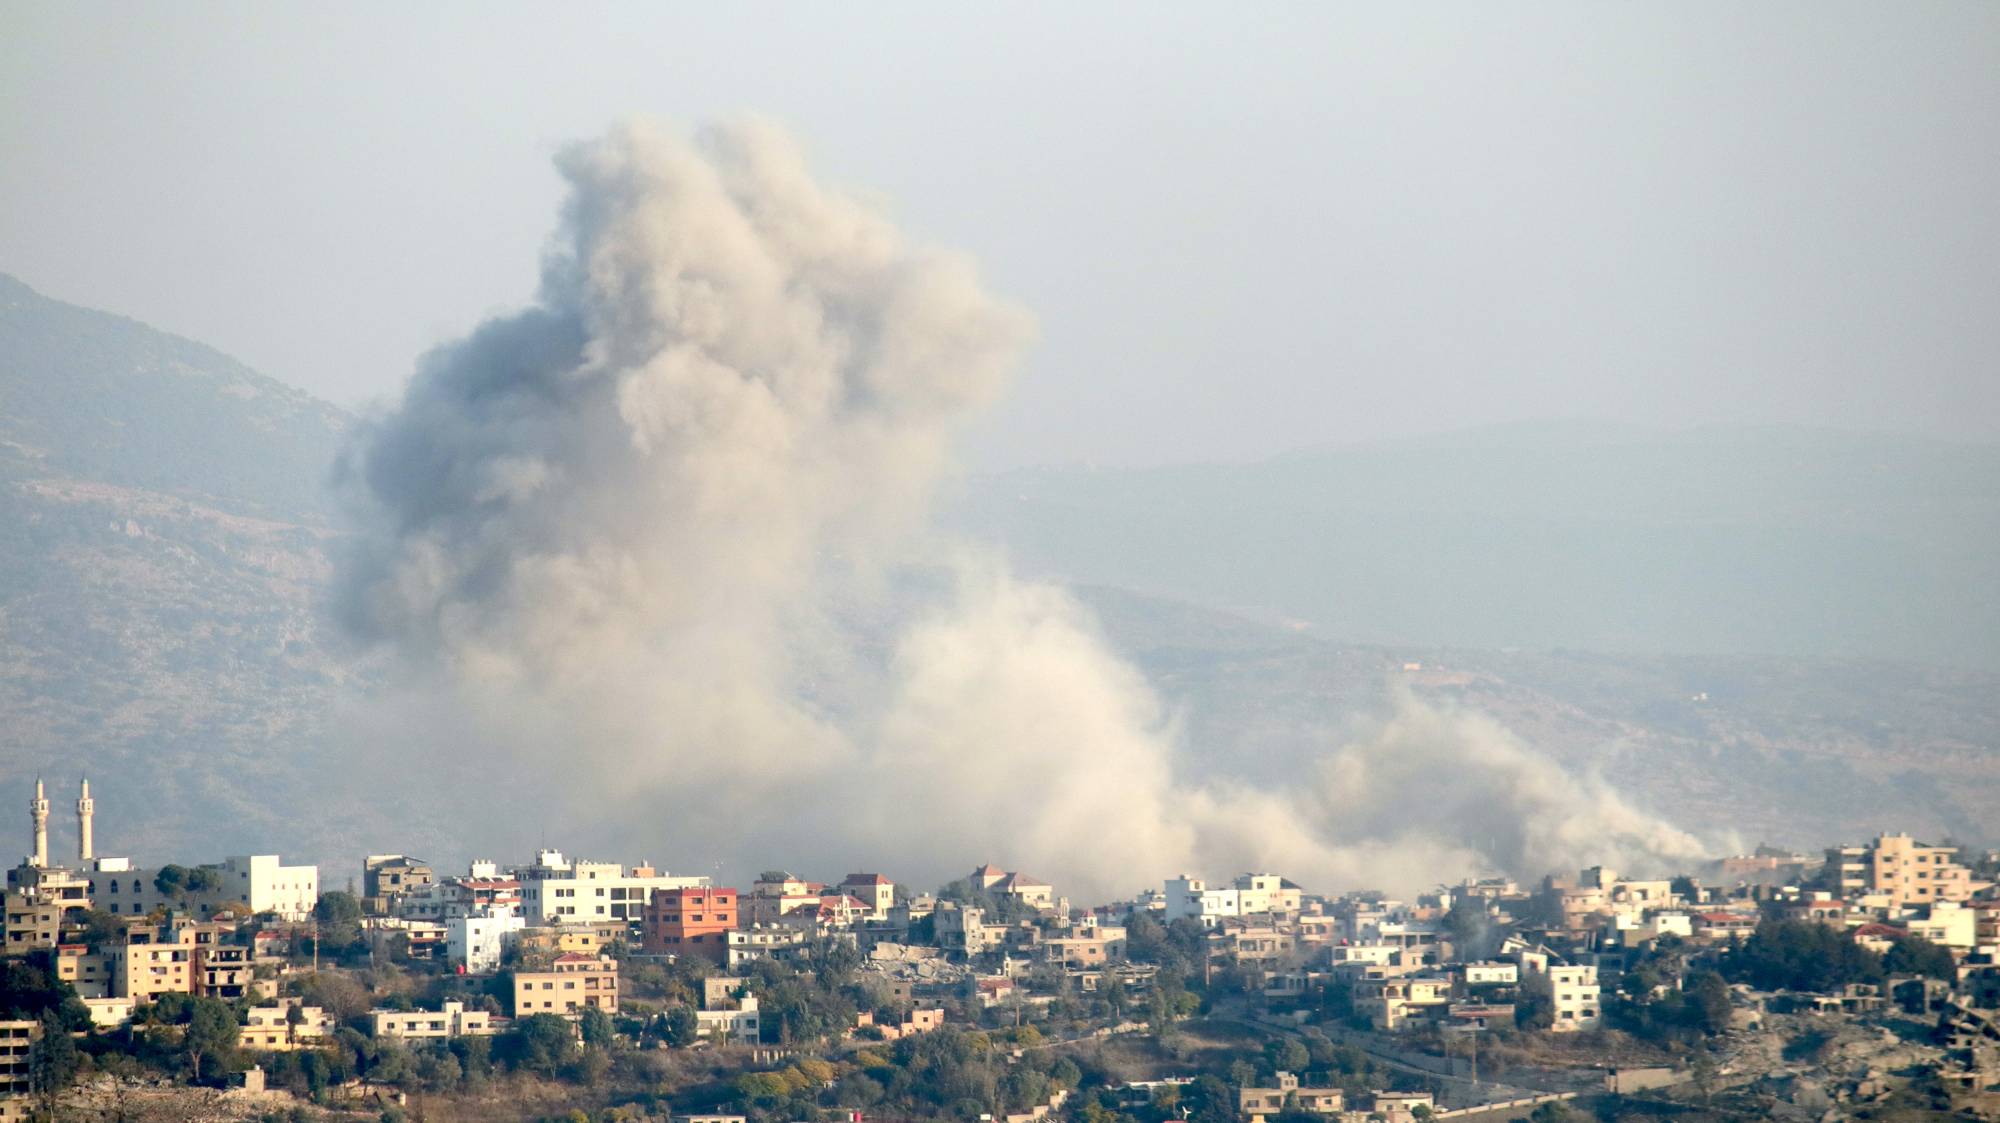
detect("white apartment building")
[1546,964,1601,1032]
[1461,961,1519,987]
[695,995,762,1045]
[1164,873,1301,926]
[88,855,318,921]
[515,850,708,925]
[447,909,527,973]
[373,1000,496,1040]
[1906,900,1978,950]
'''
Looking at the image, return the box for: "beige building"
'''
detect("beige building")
[373,1000,496,1040]
[1825,834,1980,909]
[2,892,63,955]
[1546,964,1602,1032]
[516,850,706,926]
[241,1000,332,1051]
[839,874,895,919]
[1238,1072,1343,1120]
[514,952,619,1017]
[0,1020,35,1106]
[1042,929,1127,968]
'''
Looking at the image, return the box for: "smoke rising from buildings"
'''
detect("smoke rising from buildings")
[337,119,1709,897]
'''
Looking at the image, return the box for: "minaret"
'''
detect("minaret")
[29,777,48,868]
[77,778,94,864]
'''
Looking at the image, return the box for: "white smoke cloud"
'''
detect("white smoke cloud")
[337,118,1712,899]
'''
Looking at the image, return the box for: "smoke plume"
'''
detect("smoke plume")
[338,119,1708,898]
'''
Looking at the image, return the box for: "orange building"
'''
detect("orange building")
[643,887,738,961]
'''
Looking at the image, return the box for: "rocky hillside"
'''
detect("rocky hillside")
[0,274,356,863]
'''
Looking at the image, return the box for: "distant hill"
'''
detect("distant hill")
[944,420,2000,670]
[0,274,1992,872]
[0,273,349,520]
[0,273,357,863]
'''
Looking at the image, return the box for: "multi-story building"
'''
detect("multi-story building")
[1546,964,1601,1032]
[194,942,255,999]
[0,1020,37,1113]
[362,855,434,911]
[839,874,895,919]
[1239,1072,1343,1120]
[1163,873,1301,926]
[1355,975,1452,1030]
[642,887,738,961]
[1825,834,1980,909]
[695,994,762,1045]
[240,1000,332,1050]
[373,1000,496,1040]
[933,902,1002,956]
[1042,929,1127,968]
[396,876,522,922]
[448,910,527,973]
[2,892,63,954]
[515,850,708,926]
[726,926,810,968]
[87,855,319,921]
[513,952,619,1017]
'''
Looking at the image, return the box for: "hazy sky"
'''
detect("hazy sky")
[3,2,1995,469]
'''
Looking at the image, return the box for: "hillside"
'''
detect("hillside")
[0,273,357,862]
[945,421,2000,670]
[0,274,1993,873]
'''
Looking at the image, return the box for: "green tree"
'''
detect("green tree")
[1688,970,1733,1035]
[1883,935,1955,980]
[578,1005,616,1047]
[183,995,239,1082]
[28,1008,79,1104]
[660,1004,698,1047]
[1722,920,1884,992]
[499,1013,575,1077]
[0,951,89,1030]
[153,864,189,898]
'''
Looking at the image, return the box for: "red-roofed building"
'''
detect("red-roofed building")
[1851,923,1903,955]
[839,874,895,919]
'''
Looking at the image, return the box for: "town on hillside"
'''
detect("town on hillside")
[3,780,1999,1123]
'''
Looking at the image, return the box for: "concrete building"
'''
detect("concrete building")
[1907,900,1979,950]
[362,855,434,911]
[726,926,810,968]
[515,849,708,926]
[934,902,1002,956]
[241,1000,332,1050]
[88,855,318,921]
[643,887,738,961]
[1826,834,1981,909]
[0,1020,36,1110]
[840,874,895,919]
[1547,964,1602,1032]
[373,1000,496,1040]
[1164,873,1301,926]
[514,952,619,1017]
[1239,1072,1343,1120]
[695,994,762,1045]
[448,909,527,973]
[968,865,1056,910]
